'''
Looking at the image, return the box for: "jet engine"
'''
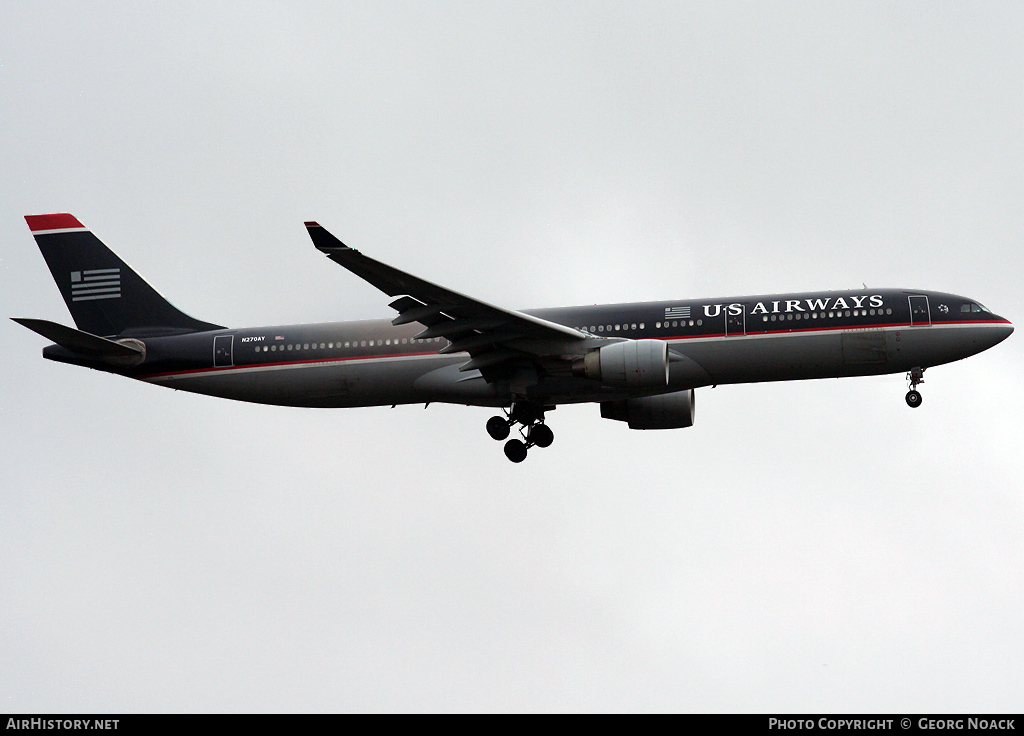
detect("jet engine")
[600,389,696,429]
[573,339,669,390]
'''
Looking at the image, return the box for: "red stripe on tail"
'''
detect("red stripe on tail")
[25,213,85,232]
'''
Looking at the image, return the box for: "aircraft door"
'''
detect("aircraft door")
[909,296,931,326]
[214,335,234,367]
[725,304,746,336]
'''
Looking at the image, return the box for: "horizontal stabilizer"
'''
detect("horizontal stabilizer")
[12,318,144,358]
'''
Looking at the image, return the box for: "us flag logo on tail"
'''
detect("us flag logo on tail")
[71,268,121,302]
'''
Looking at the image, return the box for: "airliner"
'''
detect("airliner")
[15,213,1014,462]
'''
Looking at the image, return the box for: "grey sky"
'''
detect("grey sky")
[1,1,1022,712]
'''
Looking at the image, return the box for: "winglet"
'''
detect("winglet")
[305,221,352,253]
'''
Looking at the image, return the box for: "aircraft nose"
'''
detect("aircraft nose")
[993,319,1013,345]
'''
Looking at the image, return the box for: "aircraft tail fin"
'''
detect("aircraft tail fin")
[25,214,224,337]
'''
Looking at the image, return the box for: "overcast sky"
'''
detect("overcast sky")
[2,1,1022,713]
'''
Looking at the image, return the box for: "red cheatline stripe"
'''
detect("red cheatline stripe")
[138,350,437,379]
[138,319,1011,380]
[653,318,1010,341]
[25,213,85,232]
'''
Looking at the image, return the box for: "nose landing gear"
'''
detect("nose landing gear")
[486,401,555,462]
[906,367,925,408]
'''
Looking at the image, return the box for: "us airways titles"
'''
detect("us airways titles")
[701,294,885,317]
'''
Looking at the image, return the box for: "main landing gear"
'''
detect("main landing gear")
[486,402,555,463]
[906,366,925,408]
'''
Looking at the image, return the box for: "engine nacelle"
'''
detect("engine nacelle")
[600,389,696,430]
[574,339,669,390]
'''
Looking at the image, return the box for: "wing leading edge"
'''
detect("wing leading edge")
[304,222,592,375]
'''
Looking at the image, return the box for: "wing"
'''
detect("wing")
[305,222,590,374]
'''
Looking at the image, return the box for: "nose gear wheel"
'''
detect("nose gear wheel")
[905,367,926,409]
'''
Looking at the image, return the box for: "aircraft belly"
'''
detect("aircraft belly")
[412,361,502,404]
[887,323,1009,370]
[127,323,1013,408]
[144,355,470,408]
[671,332,844,384]
[668,323,1008,386]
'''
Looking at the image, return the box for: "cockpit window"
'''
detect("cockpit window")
[962,303,990,313]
